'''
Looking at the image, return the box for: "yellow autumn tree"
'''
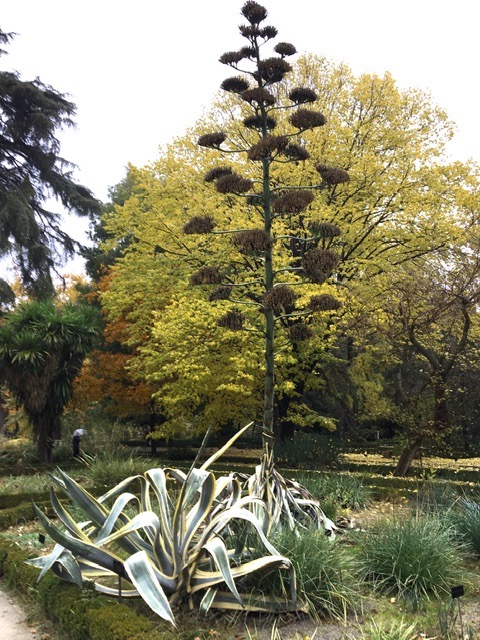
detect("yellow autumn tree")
[95,52,478,440]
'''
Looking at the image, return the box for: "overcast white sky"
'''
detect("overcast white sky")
[2,0,480,270]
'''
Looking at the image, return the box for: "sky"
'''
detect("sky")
[2,0,480,271]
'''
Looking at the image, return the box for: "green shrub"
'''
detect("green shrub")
[261,526,361,620]
[274,432,341,470]
[357,514,468,606]
[0,501,37,529]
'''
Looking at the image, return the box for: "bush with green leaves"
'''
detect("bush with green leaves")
[274,432,341,471]
[357,514,468,606]
[29,427,299,626]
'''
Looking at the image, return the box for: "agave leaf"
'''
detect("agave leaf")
[145,468,173,539]
[98,474,144,503]
[182,468,210,508]
[29,543,82,587]
[166,468,187,484]
[48,488,92,541]
[199,586,217,614]
[143,473,174,574]
[53,468,110,526]
[96,511,161,546]
[200,421,254,470]
[95,492,141,543]
[76,559,118,578]
[33,503,128,578]
[124,550,175,626]
[202,536,242,605]
[171,468,211,570]
[95,584,139,597]
[49,550,84,587]
[181,472,216,557]
[200,506,279,558]
[205,590,301,613]
[191,554,295,601]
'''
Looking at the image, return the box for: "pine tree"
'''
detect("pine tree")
[0,29,100,301]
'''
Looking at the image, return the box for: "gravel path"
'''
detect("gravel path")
[0,582,42,640]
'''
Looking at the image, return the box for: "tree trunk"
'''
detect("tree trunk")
[433,377,449,432]
[393,437,423,476]
[33,414,55,463]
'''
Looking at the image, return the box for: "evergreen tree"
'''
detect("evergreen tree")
[0,29,100,301]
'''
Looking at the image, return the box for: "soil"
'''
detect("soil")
[0,582,44,640]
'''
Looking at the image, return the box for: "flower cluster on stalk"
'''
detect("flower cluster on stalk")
[186,0,350,338]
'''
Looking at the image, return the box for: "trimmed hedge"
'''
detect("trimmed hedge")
[0,538,178,640]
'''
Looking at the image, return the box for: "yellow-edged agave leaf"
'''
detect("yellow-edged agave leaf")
[182,467,211,508]
[49,488,92,542]
[145,469,172,536]
[76,559,119,578]
[191,554,295,596]
[33,504,128,577]
[201,536,242,605]
[166,468,187,484]
[199,586,217,614]
[200,421,254,470]
[98,475,144,503]
[98,474,144,503]
[53,468,110,526]
[181,473,216,555]
[200,506,279,558]
[124,550,175,626]
[27,544,82,587]
[94,584,139,597]
[200,590,301,613]
[95,511,161,546]
[95,492,141,543]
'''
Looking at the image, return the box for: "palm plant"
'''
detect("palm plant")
[29,425,298,625]
[0,300,99,462]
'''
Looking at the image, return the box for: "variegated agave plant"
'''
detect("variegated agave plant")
[29,425,298,626]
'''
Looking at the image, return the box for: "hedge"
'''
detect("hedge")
[0,537,179,640]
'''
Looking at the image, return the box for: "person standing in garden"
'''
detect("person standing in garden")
[72,428,86,456]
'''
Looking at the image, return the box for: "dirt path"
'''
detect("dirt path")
[0,582,42,639]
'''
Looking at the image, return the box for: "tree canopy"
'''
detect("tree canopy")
[90,53,480,455]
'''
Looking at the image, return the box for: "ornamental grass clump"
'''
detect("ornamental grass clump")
[353,619,419,640]
[357,514,468,606]
[451,496,480,556]
[264,526,361,620]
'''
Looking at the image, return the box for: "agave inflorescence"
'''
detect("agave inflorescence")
[28,424,299,625]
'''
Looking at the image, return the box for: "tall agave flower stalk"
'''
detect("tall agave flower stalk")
[186,2,349,531]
